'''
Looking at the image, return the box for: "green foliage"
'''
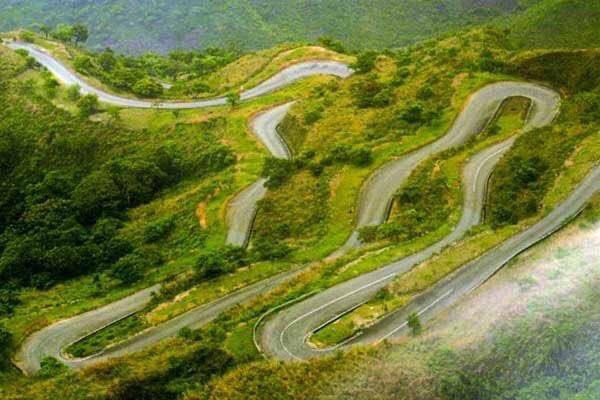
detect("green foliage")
[0,0,526,53]
[487,126,588,227]
[407,312,422,335]
[143,217,176,244]
[277,113,307,155]
[65,84,81,101]
[0,324,12,370]
[37,357,67,378]
[194,246,247,279]
[325,144,373,167]
[107,345,235,399]
[513,50,600,94]
[261,157,298,188]
[351,73,394,108]
[72,23,89,44]
[226,91,240,107]
[110,253,147,284]
[360,158,451,242]
[132,77,163,98]
[77,93,99,117]
[19,30,35,43]
[66,44,239,98]
[351,51,378,74]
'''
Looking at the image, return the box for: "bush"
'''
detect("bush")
[77,94,99,117]
[351,51,378,73]
[132,77,164,98]
[195,246,246,279]
[352,74,392,108]
[19,30,35,43]
[66,84,81,101]
[326,144,373,167]
[262,157,298,188]
[0,324,12,370]
[37,356,67,378]
[251,238,291,261]
[407,312,422,335]
[143,217,175,243]
[111,254,147,284]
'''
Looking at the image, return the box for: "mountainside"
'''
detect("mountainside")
[505,0,600,49]
[0,0,530,53]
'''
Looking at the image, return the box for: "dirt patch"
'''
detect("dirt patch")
[196,202,208,229]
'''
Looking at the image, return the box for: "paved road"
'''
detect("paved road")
[8,42,580,374]
[334,82,560,254]
[226,102,294,247]
[259,83,569,360]
[4,41,352,108]
[5,44,350,375]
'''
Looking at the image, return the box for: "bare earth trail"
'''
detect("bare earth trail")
[9,43,591,376]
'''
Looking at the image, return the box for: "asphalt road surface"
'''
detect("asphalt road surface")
[226,102,294,247]
[9,43,586,375]
[4,41,352,108]
[259,83,572,360]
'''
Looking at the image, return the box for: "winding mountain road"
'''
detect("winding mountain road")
[226,102,294,247]
[6,42,351,375]
[8,42,594,375]
[259,82,573,360]
[4,41,352,108]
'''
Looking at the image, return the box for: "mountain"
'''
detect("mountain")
[0,0,531,53]
[505,0,600,49]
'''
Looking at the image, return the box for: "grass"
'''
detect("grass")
[65,314,147,358]
[310,96,533,347]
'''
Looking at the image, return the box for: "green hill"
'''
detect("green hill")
[505,0,600,49]
[0,0,529,53]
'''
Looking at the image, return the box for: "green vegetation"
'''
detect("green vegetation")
[1,6,599,398]
[0,0,531,53]
[67,314,147,358]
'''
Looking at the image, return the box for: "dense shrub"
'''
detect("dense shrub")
[0,324,12,370]
[132,77,164,98]
[351,74,394,108]
[487,126,588,227]
[194,246,247,279]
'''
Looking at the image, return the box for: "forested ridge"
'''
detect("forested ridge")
[0,0,531,53]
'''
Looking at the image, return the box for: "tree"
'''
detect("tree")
[66,84,81,101]
[0,324,12,370]
[72,23,89,44]
[407,312,422,335]
[53,24,74,42]
[77,94,99,117]
[226,91,240,107]
[132,77,164,98]
[39,24,51,39]
[351,51,378,73]
[111,254,146,285]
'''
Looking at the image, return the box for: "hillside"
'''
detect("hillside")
[505,0,600,49]
[0,0,531,53]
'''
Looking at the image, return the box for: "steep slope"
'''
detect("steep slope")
[0,0,528,53]
[505,0,600,49]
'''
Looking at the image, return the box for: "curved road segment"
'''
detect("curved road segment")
[4,41,352,108]
[9,43,589,375]
[259,82,573,360]
[335,82,560,253]
[7,44,351,375]
[226,102,294,247]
